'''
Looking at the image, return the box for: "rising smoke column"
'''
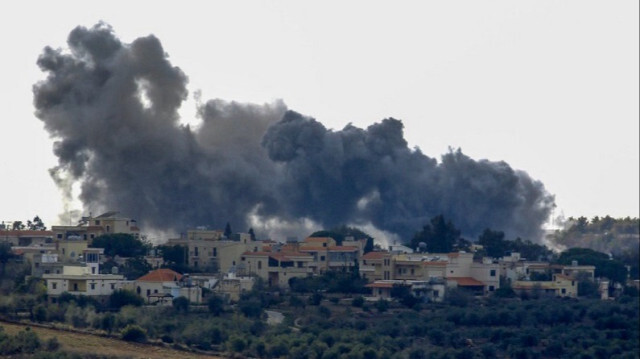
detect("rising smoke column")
[34,23,555,241]
[33,23,285,232]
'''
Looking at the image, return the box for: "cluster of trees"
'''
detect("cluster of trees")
[407,215,552,261]
[89,234,151,280]
[0,264,638,358]
[552,216,639,255]
[0,216,47,231]
[310,225,375,253]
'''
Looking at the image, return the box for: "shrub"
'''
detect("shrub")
[109,289,143,310]
[172,297,189,313]
[121,324,147,343]
[352,296,365,308]
[207,294,224,315]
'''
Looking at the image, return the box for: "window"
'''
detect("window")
[320,256,326,261]
[213,248,217,257]
[95,220,100,225]
[194,247,199,257]
[91,267,96,274]
[258,261,262,270]
[111,284,115,290]
[90,283,96,290]
[73,283,78,291]
[57,234,62,239]
[154,289,158,293]
[52,283,57,290]
[411,269,415,275]
[561,288,566,294]
[490,269,496,277]
[489,286,495,291]
[147,289,151,296]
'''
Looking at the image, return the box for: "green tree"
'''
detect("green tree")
[478,228,507,258]
[121,324,147,343]
[172,296,189,313]
[26,216,46,231]
[109,289,143,310]
[0,242,15,278]
[90,233,148,257]
[207,294,224,316]
[409,215,463,253]
[557,248,628,283]
[11,221,25,231]
[121,257,152,280]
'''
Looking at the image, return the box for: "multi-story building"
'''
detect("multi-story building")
[361,251,500,295]
[0,230,53,246]
[43,265,125,303]
[184,232,264,273]
[240,250,314,287]
[124,268,202,305]
[512,273,578,298]
[51,211,140,243]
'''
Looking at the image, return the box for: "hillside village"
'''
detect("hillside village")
[1,211,636,307]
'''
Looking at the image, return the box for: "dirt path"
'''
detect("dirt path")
[1,321,219,359]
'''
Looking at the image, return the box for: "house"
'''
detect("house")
[366,278,446,302]
[512,273,578,298]
[362,251,500,295]
[214,272,255,302]
[0,230,53,246]
[240,251,314,287]
[126,268,202,304]
[43,265,125,303]
[51,211,140,243]
[178,230,264,273]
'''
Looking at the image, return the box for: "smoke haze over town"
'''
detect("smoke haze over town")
[33,24,556,243]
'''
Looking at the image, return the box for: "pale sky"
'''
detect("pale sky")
[1,1,638,229]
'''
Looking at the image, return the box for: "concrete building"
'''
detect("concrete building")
[126,268,202,304]
[43,265,125,302]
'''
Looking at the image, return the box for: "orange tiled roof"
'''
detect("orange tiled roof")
[362,251,389,260]
[137,268,183,282]
[448,277,485,287]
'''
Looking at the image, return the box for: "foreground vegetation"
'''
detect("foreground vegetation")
[1,280,638,359]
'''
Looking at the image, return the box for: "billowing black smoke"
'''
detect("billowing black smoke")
[34,23,555,241]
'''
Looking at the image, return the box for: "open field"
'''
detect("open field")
[0,321,219,359]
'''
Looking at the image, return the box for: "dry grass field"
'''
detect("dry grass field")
[1,321,219,359]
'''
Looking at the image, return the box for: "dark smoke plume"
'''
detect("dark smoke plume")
[34,23,555,242]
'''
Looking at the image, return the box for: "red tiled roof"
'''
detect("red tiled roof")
[362,251,389,260]
[447,252,460,258]
[137,268,182,282]
[448,277,485,287]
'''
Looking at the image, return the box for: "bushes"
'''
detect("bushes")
[109,289,143,310]
[121,324,147,343]
[0,327,41,355]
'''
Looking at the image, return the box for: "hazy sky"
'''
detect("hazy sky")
[1,1,638,229]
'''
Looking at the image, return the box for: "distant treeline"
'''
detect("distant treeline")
[550,216,639,255]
